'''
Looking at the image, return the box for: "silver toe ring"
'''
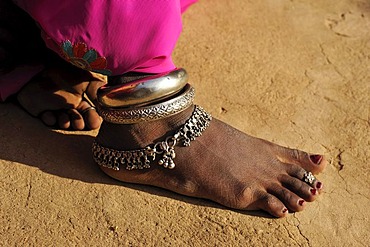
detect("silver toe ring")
[302,171,316,186]
[81,106,96,115]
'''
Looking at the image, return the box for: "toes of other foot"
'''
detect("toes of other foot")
[50,101,101,130]
[67,109,85,130]
[57,112,71,129]
[40,111,57,126]
[78,101,101,130]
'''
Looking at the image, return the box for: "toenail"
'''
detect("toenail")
[309,154,323,165]
[316,182,323,189]
[282,208,288,214]
[310,188,317,195]
[298,199,305,206]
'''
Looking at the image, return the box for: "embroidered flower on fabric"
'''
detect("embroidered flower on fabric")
[61,40,112,75]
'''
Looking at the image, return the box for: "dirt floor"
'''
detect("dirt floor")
[1,0,369,246]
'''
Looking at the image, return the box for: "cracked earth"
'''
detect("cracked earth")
[1,0,369,246]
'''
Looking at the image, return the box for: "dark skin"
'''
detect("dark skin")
[16,65,106,130]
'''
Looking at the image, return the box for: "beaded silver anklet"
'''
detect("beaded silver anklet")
[92,105,212,170]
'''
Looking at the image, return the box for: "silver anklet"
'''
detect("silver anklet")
[92,105,212,170]
[97,84,195,124]
[98,68,188,108]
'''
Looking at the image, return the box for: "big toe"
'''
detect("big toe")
[276,146,328,174]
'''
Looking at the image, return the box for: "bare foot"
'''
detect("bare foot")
[0,0,106,130]
[17,65,106,130]
[95,105,327,217]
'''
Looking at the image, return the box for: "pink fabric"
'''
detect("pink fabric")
[15,0,198,75]
[0,0,197,101]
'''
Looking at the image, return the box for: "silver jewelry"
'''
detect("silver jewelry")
[81,106,96,115]
[98,68,188,108]
[302,171,316,186]
[92,105,212,170]
[97,84,195,124]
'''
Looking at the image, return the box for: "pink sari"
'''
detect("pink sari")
[0,0,197,100]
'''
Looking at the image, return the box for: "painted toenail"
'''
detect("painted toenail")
[282,208,288,214]
[316,182,323,189]
[310,188,317,195]
[298,199,305,206]
[309,154,323,165]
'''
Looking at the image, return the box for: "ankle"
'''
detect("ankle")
[96,105,195,149]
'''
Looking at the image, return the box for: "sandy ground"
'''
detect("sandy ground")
[1,0,369,246]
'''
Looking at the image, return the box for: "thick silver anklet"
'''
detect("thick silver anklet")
[92,105,212,170]
[98,68,188,108]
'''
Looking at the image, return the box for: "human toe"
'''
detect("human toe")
[286,165,324,194]
[40,111,57,126]
[67,109,85,130]
[315,180,324,193]
[57,112,71,129]
[276,146,327,174]
[254,193,290,218]
[85,111,101,130]
[280,174,319,202]
[267,185,307,213]
[78,101,101,130]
